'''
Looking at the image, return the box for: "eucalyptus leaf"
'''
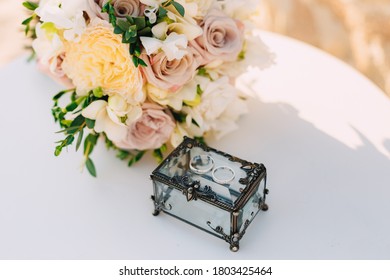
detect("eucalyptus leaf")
[172,1,185,17]
[85,118,96,129]
[76,129,84,151]
[117,19,131,31]
[22,1,38,11]
[22,16,33,25]
[133,17,146,30]
[86,158,97,177]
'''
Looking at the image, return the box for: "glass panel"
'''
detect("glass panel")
[156,146,248,207]
[238,178,265,233]
[155,180,231,238]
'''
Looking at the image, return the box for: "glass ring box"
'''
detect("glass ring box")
[151,137,269,252]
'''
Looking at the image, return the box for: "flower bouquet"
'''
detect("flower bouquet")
[22,0,272,176]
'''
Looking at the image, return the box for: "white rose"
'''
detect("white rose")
[182,76,248,139]
[35,0,92,41]
[82,97,142,142]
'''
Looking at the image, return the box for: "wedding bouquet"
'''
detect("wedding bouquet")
[22,0,272,176]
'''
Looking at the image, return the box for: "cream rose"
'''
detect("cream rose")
[87,0,144,20]
[191,8,244,65]
[114,103,176,150]
[61,18,144,103]
[140,47,199,92]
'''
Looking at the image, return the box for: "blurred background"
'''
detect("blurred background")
[1,0,389,96]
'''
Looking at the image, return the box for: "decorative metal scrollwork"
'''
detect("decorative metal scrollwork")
[206,221,231,243]
[207,220,251,251]
[172,175,217,202]
[151,195,172,216]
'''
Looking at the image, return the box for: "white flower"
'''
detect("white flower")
[218,0,260,21]
[82,97,142,142]
[141,32,188,61]
[32,23,64,66]
[182,76,248,139]
[35,0,91,42]
[187,0,214,17]
[205,31,275,78]
[147,80,197,111]
[145,0,202,41]
[171,123,190,147]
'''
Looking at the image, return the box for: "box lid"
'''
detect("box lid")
[151,137,266,211]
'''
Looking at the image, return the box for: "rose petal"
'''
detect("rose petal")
[82,100,107,120]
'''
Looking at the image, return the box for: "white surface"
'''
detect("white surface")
[1,31,390,260]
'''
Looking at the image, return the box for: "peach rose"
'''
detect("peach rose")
[114,103,176,150]
[140,47,200,92]
[190,8,244,65]
[61,18,144,103]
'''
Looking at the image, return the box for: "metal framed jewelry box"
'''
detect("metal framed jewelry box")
[150,137,269,252]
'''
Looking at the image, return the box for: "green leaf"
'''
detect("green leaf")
[133,17,146,30]
[65,102,78,112]
[56,126,81,134]
[84,133,99,156]
[138,58,147,67]
[85,118,96,129]
[22,1,38,11]
[125,16,135,24]
[117,150,130,160]
[172,111,186,123]
[125,30,132,41]
[53,89,73,101]
[86,158,97,177]
[76,129,84,151]
[135,151,146,161]
[114,26,123,34]
[71,114,85,127]
[172,1,185,17]
[158,6,167,17]
[22,16,33,25]
[117,19,131,31]
[92,87,103,98]
[138,27,152,37]
[132,56,139,67]
[66,135,75,146]
[54,146,62,157]
[194,136,206,145]
[60,119,73,128]
[152,148,164,163]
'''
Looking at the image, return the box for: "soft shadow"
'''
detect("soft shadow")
[206,97,390,260]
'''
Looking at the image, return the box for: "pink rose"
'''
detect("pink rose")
[190,8,244,65]
[114,103,176,150]
[37,53,74,88]
[87,0,144,20]
[140,48,200,92]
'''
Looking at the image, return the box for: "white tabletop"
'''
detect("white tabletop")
[1,31,390,260]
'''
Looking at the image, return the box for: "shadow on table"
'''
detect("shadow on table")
[213,97,390,260]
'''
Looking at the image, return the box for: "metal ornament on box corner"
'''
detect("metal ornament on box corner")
[150,137,269,252]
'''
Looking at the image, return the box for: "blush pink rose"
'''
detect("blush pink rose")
[37,53,74,88]
[114,103,176,150]
[87,0,145,20]
[140,48,200,92]
[190,8,244,65]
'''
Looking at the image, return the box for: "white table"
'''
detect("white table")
[1,31,390,260]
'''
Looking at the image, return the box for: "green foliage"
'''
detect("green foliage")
[101,2,151,68]
[162,0,185,17]
[52,89,103,177]
[85,158,97,177]
[194,136,207,145]
[22,1,38,11]
[152,144,167,163]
